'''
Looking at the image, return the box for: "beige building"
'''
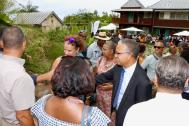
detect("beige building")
[16,11,62,32]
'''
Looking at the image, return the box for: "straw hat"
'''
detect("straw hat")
[94,32,111,41]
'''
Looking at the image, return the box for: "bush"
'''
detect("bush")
[20,25,94,74]
[48,29,69,43]
[20,26,67,74]
[44,42,64,60]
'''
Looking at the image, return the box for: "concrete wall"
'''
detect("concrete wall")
[42,14,62,32]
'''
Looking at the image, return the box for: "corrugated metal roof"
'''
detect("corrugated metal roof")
[121,0,144,8]
[112,8,153,12]
[148,0,189,9]
[15,11,62,25]
[154,9,189,12]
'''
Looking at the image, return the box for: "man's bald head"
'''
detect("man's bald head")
[2,26,25,49]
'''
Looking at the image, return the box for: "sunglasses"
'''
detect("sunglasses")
[154,46,163,49]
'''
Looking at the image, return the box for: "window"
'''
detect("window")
[163,12,170,19]
[159,12,164,19]
[182,12,188,20]
[170,13,175,19]
[51,15,54,24]
[170,12,189,20]
[144,12,152,18]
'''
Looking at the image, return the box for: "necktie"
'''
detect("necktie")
[113,69,125,109]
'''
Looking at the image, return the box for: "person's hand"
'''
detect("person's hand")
[30,74,37,86]
[98,83,113,91]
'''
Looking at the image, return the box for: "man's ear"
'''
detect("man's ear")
[153,75,159,88]
[184,78,189,88]
[0,41,3,48]
[22,41,26,51]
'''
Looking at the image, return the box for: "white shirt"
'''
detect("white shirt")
[0,54,35,124]
[116,62,137,109]
[141,54,158,80]
[87,41,102,67]
[123,92,189,126]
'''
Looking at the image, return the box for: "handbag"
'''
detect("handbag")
[81,106,92,126]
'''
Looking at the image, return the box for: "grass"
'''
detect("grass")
[20,26,65,74]
[20,25,160,75]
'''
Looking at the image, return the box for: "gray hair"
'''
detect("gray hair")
[2,26,25,49]
[156,55,189,89]
[119,38,139,58]
[105,40,116,53]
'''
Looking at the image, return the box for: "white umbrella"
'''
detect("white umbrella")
[99,23,117,30]
[173,30,189,36]
[121,27,143,32]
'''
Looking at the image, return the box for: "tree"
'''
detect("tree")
[0,0,14,25]
[0,0,14,13]
[100,11,113,24]
[18,0,38,12]
[63,9,113,34]
[63,9,96,25]
[94,10,98,17]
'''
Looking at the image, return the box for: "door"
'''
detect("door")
[128,12,134,23]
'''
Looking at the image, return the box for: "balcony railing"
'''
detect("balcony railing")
[112,17,189,28]
[112,17,152,26]
[154,19,189,28]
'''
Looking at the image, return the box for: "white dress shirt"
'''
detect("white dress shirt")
[123,92,189,126]
[116,62,137,109]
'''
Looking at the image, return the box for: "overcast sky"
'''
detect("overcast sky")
[15,0,160,19]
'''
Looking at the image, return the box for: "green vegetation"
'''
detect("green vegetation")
[18,0,39,12]
[63,9,113,32]
[0,0,114,74]
[21,23,98,74]
[21,26,65,74]
[0,0,14,25]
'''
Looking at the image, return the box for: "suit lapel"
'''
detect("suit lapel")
[117,64,139,111]
[112,67,124,104]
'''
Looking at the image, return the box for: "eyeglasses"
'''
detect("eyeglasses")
[115,51,130,55]
[154,46,163,49]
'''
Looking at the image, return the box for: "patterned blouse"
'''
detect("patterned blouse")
[96,56,115,74]
[31,94,110,126]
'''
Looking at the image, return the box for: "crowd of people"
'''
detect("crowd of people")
[0,26,189,126]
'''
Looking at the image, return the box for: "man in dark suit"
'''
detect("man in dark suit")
[96,39,152,126]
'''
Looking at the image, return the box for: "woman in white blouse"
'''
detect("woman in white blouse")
[31,56,110,126]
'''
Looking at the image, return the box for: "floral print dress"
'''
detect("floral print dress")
[96,56,115,117]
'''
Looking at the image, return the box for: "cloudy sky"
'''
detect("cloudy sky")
[15,0,160,19]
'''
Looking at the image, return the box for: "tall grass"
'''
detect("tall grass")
[21,26,65,74]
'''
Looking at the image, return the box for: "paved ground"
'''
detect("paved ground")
[35,83,51,99]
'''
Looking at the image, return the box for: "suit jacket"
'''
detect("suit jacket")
[96,63,152,126]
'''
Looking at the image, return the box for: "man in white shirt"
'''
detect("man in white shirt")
[141,41,164,81]
[124,55,189,126]
[96,39,152,126]
[0,27,6,54]
[0,26,35,126]
[87,32,110,67]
